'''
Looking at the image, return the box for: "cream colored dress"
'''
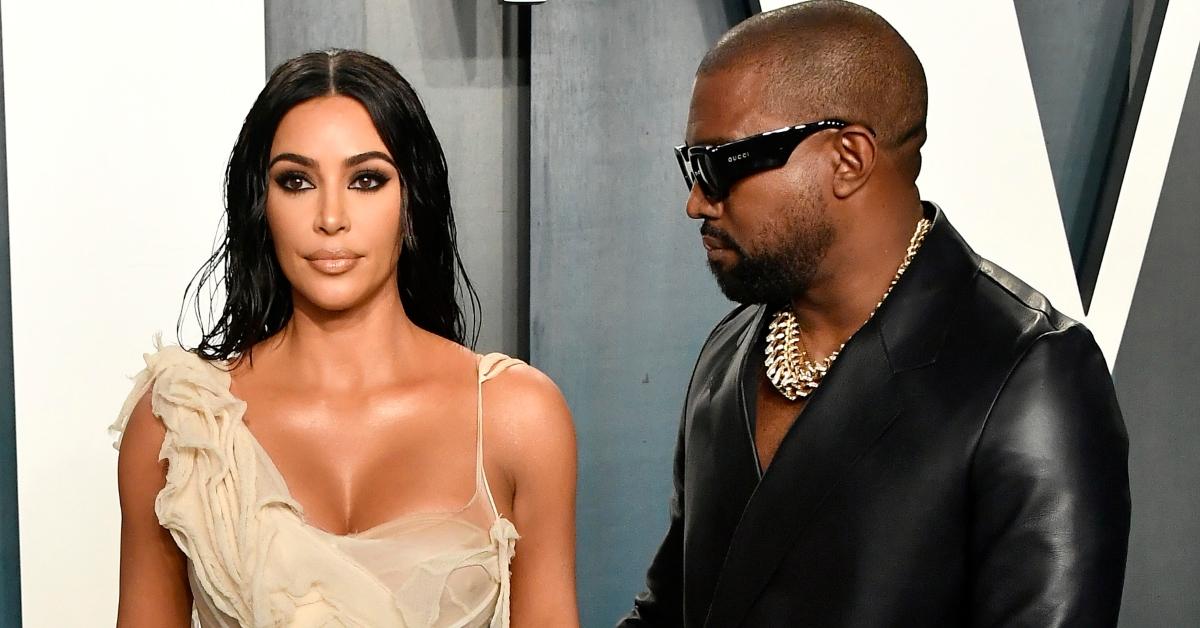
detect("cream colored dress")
[111,345,522,628]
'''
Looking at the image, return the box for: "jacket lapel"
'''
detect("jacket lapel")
[680,305,767,628]
[691,306,763,482]
[700,204,979,628]
[702,315,903,628]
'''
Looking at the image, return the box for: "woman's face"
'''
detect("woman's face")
[265,94,405,313]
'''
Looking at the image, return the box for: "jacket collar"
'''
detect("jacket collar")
[701,202,981,628]
[876,202,980,372]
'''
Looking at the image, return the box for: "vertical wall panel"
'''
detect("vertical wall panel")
[266,0,528,356]
[2,2,265,623]
[266,0,367,59]
[531,2,746,624]
[1114,52,1200,628]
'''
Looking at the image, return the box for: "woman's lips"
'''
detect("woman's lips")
[305,250,362,275]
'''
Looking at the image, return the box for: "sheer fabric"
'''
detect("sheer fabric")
[111,345,522,627]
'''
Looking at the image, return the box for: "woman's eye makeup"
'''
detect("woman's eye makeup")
[348,169,391,192]
[269,167,392,194]
[273,171,314,193]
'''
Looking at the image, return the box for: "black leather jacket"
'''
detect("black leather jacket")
[620,205,1130,627]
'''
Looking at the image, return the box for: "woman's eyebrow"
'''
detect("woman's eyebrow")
[268,152,315,168]
[267,151,396,169]
[344,151,396,168]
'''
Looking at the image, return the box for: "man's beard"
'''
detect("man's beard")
[702,205,834,305]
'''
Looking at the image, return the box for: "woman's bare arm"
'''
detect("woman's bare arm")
[115,393,192,627]
[487,365,580,628]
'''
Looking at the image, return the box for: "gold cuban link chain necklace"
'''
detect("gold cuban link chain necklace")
[764,217,933,401]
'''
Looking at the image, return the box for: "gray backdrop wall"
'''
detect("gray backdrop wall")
[530,2,748,625]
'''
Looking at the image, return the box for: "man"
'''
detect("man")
[619,2,1130,627]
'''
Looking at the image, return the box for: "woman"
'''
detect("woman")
[111,50,578,627]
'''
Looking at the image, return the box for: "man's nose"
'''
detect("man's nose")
[685,183,722,220]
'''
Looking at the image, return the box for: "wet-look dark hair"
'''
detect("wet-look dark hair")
[182,49,480,360]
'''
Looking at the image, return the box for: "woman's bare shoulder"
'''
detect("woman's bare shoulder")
[483,360,572,424]
[116,391,168,507]
[481,360,576,465]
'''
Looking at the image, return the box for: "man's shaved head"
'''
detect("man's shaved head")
[698,0,927,180]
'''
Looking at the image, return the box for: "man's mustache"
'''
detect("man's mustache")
[700,222,741,253]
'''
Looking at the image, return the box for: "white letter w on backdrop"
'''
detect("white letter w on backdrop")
[759,0,1200,370]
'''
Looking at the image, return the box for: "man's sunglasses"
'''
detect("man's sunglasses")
[674,119,849,200]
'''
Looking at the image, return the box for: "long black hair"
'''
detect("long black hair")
[182,49,480,360]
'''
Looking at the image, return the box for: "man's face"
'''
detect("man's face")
[684,68,835,305]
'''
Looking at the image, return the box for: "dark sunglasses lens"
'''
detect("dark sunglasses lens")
[693,154,724,199]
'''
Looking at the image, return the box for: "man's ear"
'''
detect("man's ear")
[830,125,876,199]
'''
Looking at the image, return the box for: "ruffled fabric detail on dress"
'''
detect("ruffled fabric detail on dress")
[487,517,519,628]
[110,341,407,627]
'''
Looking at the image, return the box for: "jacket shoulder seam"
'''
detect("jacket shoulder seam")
[971,325,1081,465]
[976,262,1060,323]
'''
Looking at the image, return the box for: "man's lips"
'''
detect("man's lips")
[702,235,729,251]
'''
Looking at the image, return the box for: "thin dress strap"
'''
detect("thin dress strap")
[476,353,525,519]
